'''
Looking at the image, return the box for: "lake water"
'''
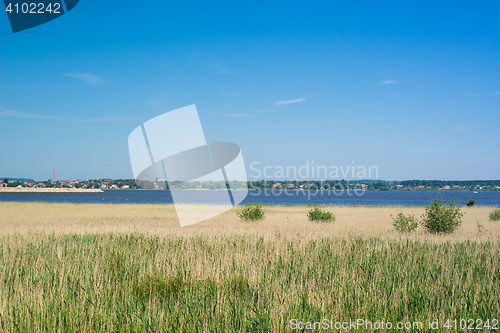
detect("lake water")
[0,190,499,206]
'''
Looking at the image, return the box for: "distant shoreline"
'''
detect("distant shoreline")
[0,188,103,193]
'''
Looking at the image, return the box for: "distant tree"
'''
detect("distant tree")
[3,178,7,183]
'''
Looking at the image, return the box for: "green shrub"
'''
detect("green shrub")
[489,208,500,221]
[391,211,418,232]
[420,195,464,233]
[307,207,336,222]
[466,200,475,207]
[237,205,265,221]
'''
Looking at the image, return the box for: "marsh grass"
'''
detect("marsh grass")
[0,203,499,331]
[0,234,499,331]
[1,202,498,241]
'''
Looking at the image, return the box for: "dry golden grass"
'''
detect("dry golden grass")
[1,202,498,242]
[0,202,499,331]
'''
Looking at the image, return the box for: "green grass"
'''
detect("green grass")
[0,234,498,332]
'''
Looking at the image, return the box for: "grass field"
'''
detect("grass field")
[0,202,499,331]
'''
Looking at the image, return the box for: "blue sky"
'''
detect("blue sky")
[1,1,499,181]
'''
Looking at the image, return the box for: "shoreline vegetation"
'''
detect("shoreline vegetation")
[0,202,499,330]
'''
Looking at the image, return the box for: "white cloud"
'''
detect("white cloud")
[0,107,61,119]
[381,80,396,85]
[275,98,306,106]
[458,125,465,131]
[492,91,500,96]
[64,72,105,85]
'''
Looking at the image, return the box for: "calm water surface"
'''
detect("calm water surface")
[0,190,499,206]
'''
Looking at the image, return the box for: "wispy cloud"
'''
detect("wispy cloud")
[1,107,139,122]
[207,53,230,74]
[275,98,306,106]
[330,120,348,124]
[492,91,500,96]
[74,117,142,123]
[381,79,396,85]
[458,125,466,131]
[220,113,250,118]
[255,109,274,112]
[148,96,170,110]
[220,91,240,96]
[401,120,426,125]
[64,72,105,85]
[464,93,478,97]
[0,107,62,119]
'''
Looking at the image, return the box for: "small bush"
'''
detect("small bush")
[466,200,475,207]
[391,211,418,232]
[476,221,486,233]
[308,207,336,222]
[489,208,500,221]
[420,195,464,233]
[237,205,265,221]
